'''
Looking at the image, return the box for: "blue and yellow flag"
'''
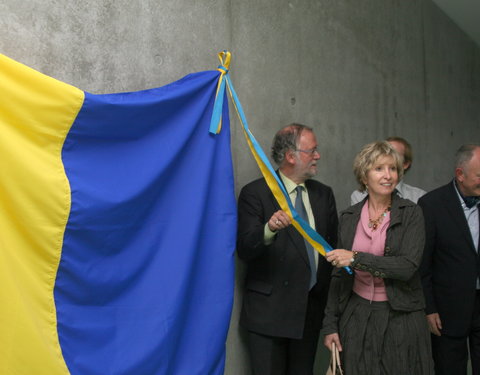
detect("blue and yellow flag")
[0,53,236,375]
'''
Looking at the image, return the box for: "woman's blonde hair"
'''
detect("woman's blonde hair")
[353,141,404,192]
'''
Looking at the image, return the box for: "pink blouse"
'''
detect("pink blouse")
[352,201,390,302]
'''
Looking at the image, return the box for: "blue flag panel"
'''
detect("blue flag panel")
[55,70,236,375]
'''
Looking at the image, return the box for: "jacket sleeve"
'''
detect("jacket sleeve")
[418,196,437,314]
[236,183,271,262]
[321,268,348,335]
[321,231,349,336]
[352,205,425,281]
[326,187,339,248]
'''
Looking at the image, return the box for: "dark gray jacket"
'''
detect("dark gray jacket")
[322,194,426,335]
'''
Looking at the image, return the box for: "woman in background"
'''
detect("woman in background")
[322,141,433,374]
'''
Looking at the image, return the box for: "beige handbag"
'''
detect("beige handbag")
[326,342,344,375]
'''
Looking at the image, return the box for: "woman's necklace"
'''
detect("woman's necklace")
[368,205,391,231]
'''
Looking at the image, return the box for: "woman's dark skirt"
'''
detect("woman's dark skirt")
[338,293,434,375]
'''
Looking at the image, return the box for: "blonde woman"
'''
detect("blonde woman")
[322,141,433,374]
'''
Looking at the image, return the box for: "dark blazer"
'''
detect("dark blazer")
[237,176,338,339]
[419,181,480,336]
[322,194,426,336]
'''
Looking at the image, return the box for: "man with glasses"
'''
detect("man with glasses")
[237,123,339,375]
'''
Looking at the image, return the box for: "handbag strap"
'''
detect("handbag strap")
[330,342,344,375]
[330,342,337,374]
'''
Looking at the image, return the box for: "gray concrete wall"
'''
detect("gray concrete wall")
[1,0,479,374]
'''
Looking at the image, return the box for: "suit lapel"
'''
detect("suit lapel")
[443,183,477,254]
[286,225,310,265]
[340,205,362,250]
[307,181,322,234]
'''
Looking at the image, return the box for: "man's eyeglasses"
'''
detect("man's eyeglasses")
[295,147,319,156]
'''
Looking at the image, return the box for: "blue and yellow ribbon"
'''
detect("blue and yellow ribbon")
[209,51,230,134]
[210,50,351,273]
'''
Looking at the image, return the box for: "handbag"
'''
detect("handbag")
[326,342,344,375]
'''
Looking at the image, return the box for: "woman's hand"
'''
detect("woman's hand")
[325,249,355,268]
[324,333,342,352]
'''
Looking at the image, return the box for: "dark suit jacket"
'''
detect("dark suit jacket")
[419,181,480,336]
[237,176,338,339]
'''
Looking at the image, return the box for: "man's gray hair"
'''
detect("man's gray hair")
[455,144,480,170]
[271,123,313,165]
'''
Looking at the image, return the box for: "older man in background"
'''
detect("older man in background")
[419,144,480,374]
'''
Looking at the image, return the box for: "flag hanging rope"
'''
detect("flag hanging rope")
[210,50,351,274]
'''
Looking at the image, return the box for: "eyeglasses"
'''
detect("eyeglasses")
[295,147,319,156]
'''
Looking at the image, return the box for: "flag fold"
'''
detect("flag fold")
[0,53,236,375]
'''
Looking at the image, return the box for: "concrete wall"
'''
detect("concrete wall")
[1,0,479,374]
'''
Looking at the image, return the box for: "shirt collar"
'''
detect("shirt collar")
[394,180,405,197]
[279,170,305,195]
[453,179,478,211]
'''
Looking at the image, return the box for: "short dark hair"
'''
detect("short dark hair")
[455,144,480,170]
[271,123,313,165]
[386,136,413,167]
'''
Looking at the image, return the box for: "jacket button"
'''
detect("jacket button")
[385,246,390,253]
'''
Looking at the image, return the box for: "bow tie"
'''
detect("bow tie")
[463,196,480,209]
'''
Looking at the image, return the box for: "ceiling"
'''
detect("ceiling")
[432,0,480,47]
